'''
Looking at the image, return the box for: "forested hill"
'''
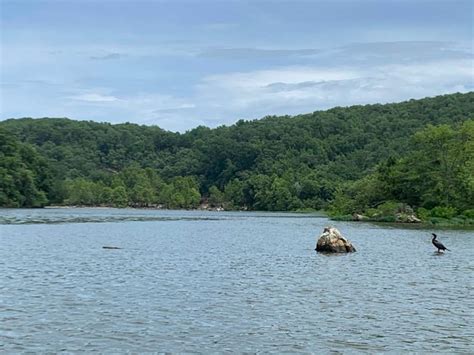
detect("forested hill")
[1,92,473,220]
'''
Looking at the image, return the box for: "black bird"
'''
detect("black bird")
[432,233,450,252]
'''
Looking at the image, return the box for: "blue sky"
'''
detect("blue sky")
[1,0,472,131]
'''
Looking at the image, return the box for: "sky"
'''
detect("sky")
[0,0,472,132]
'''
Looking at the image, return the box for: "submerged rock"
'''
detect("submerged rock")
[315,227,356,253]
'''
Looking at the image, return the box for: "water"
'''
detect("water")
[1,208,473,353]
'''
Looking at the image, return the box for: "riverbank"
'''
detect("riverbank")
[32,205,474,229]
[330,214,474,228]
[44,204,226,212]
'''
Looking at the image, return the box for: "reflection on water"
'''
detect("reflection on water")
[0,208,473,352]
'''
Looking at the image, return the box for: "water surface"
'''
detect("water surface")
[1,208,472,352]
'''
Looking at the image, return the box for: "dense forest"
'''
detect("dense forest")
[1,92,473,224]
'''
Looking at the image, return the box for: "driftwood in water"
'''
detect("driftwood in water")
[102,246,122,249]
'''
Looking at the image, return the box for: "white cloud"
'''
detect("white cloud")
[202,67,358,89]
[198,47,322,59]
[2,40,472,131]
[60,92,199,131]
[192,57,473,124]
[47,55,473,130]
[89,52,125,60]
[69,93,119,102]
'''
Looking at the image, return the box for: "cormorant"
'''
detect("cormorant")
[432,233,450,252]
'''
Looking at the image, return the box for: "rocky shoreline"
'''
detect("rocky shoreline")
[44,204,227,212]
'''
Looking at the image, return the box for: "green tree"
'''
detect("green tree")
[0,128,50,207]
[111,186,128,207]
[208,185,225,207]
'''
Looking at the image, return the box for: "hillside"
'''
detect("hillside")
[1,92,473,221]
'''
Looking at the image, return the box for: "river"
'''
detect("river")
[1,208,472,352]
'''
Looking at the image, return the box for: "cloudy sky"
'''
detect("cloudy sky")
[1,0,472,132]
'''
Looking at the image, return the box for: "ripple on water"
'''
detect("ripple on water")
[0,208,473,352]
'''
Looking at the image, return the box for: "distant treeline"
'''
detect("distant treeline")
[1,92,473,222]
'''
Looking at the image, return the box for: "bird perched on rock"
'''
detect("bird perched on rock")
[432,233,449,252]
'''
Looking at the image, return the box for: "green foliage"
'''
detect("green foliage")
[373,201,400,217]
[429,206,458,219]
[64,179,97,206]
[1,92,473,215]
[415,207,430,221]
[208,185,225,207]
[329,120,474,223]
[0,127,50,207]
[327,187,358,216]
[167,176,201,209]
[111,186,128,207]
[463,209,474,219]
[223,179,246,209]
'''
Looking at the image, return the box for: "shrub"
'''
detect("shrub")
[462,209,474,219]
[430,206,458,219]
[376,201,399,217]
[416,207,430,221]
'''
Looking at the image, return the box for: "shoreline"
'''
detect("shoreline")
[330,214,474,229]
[4,205,470,229]
[43,205,228,212]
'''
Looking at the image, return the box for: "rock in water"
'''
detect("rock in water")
[315,227,356,253]
[395,213,421,223]
[352,213,368,221]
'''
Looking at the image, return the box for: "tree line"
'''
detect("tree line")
[0,92,473,222]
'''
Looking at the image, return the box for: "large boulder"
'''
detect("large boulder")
[315,227,356,253]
